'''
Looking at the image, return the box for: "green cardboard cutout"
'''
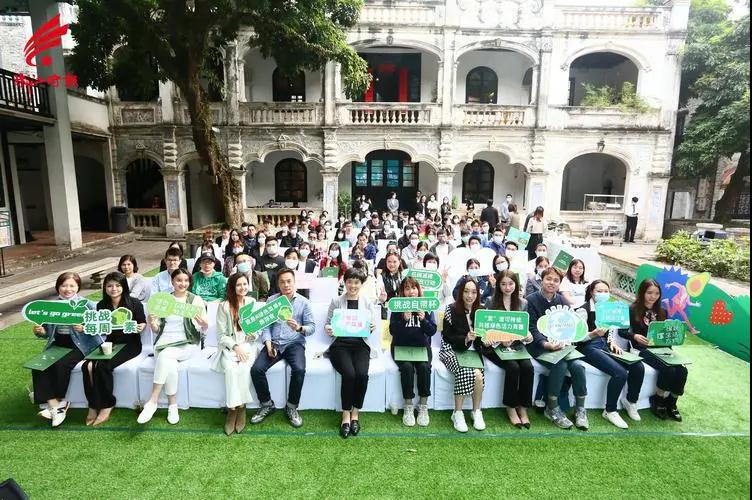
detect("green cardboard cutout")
[239,295,292,335]
[536,305,588,343]
[405,269,442,290]
[22,299,88,326]
[147,292,203,319]
[387,297,441,313]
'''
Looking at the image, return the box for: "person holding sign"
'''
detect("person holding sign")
[324,268,376,438]
[211,273,258,436]
[527,268,589,430]
[440,279,486,433]
[560,259,589,308]
[31,272,100,427]
[623,279,690,422]
[483,271,535,428]
[576,281,644,429]
[389,277,438,427]
[83,272,146,426]
[319,242,348,281]
[138,269,208,425]
[250,269,314,428]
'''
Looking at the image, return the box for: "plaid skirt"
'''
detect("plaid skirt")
[439,341,484,396]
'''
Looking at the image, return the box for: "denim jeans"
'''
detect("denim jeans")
[538,358,588,401]
[251,342,306,406]
[580,341,645,412]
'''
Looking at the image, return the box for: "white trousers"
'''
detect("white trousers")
[219,343,256,408]
[153,345,198,396]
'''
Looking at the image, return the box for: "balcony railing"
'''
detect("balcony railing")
[128,208,167,235]
[359,3,438,25]
[556,7,665,31]
[239,102,323,126]
[454,105,534,127]
[337,103,439,126]
[0,68,52,117]
[548,106,663,130]
[245,207,322,227]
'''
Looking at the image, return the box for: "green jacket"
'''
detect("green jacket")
[192,271,227,302]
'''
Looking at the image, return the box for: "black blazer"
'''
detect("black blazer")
[442,304,484,354]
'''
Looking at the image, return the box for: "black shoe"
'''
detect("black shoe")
[350,419,361,436]
[649,395,667,420]
[339,423,350,439]
[514,423,524,429]
[666,396,683,422]
[522,422,531,429]
[250,402,275,424]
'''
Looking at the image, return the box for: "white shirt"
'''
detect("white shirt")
[626,201,639,217]
[560,277,588,308]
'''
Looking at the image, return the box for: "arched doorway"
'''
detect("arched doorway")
[274,159,308,206]
[74,155,108,231]
[462,160,494,204]
[568,52,639,106]
[125,158,165,208]
[351,150,418,214]
[184,159,224,229]
[560,153,627,211]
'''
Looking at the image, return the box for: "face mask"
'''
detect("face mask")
[594,292,611,303]
[281,229,288,236]
[496,261,509,272]
[300,249,310,258]
[257,237,266,245]
[410,239,419,247]
[468,268,480,278]
[462,236,470,244]
[417,250,427,259]
[267,246,278,256]
[536,251,547,258]
[428,235,437,242]
[237,262,251,273]
[383,225,391,231]
[329,250,340,259]
[536,267,546,276]
[285,259,298,269]
[469,244,480,252]
[482,226,489,233]
[425,262,438,271]
[493,236,503,245]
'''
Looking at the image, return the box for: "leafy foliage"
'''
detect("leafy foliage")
[337,191,352,218]
[580,82,650,112]
[656,231,750,282]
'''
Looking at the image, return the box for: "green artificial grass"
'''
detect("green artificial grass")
[0,307,749,498]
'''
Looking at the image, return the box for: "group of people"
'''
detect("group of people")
[29,197,690,436]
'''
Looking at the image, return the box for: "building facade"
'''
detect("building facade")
[0,0,690,248]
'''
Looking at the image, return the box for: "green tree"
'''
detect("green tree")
[68,0,370,227]
[674,0,750,222]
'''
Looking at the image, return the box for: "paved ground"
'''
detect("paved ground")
[0,239,166,328]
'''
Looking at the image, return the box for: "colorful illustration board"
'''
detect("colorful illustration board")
[595,301,631,328]
[331,309,372,337]
[536,305,588,343]
[474,310,529,341]
[238,295,292,335]
[22,299,88,326]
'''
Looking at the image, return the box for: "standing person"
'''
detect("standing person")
[250,269,315,428]
[212,273,258,435]
[440,197,453,219]
[416,195,428,218]
[440,279,486,433]
[622,279,692,421]
[500,194,513,230]
[83,272,146,426]
[138,269,208,425]
[480,199,500,230]
[390,277,438,427]
[118,254,149,301]
[191,254,228,302]
[427,194,440,213]
[577,280,644,429]
[624,196,640,243]
[508,203,521,230]
[387,191,400,215]
[31,273,100,427]
[324,268,376,438]
[560,259,589,308]
[525,207,546,260]
[526,267,589,430]
[254,236,285,295]
[483,270,535,428]
[215,224,232,255]
[152,248,184,294]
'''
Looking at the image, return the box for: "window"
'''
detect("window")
[386,160,400,187]
[462,161,494,204]
[370,160,384,187]
[402,162,416,187]
[275,159,307,202]
[354,163,368,187]
[272,68,305,102]
[466,67,498,104]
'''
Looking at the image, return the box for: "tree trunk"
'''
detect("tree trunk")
[179,74,244,228]
[714,148,750,223]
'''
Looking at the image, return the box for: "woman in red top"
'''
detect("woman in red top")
[319,242,348,280]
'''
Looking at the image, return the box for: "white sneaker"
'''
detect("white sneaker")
[471,409,486,431]
[37,408,52,420]
[451,410,468,433]
[137,401,158,424]
[621,398,641,421]
[602,410,629,429]
[50,401,69,428]
[167,404,180,424]
[402,405,416,427]
[416,405,430,427]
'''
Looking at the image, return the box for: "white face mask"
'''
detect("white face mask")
[285,259,298,269]
[594,292,611,303]
[266,246,278,256]
[496,261,509,272]
[417,250,427,259]
[329,250,340,259]
[493,236,504,245]
[425,262,438,271]
[468,268,480,278]
[469,244,480,253]
[405,230,413,237]
[536,267,546,276]
[536,251,547,258]
[299,249,310,258]
[410,239,419,247]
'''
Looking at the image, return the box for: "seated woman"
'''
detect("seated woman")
[324,268,376,438]
[319,242,349,281]
[482,270,535,428]
[524,256,550,298]
[377,251,404,320]
[576,280,644,429]
[452,258,494,305]
[526,267,589,431]
[138,268,208,425]
[232,253,269,301]
[83,272,146,426]
[222,229,247,277]
[193,233,222,269]
[421,253,452,305]
[622,279,694,421]
[389,277,437,427]
[440,278,486,433]
[118,254,150,301]
[561,259,589,308]
[32,272,100,427]
[211,273,258,436]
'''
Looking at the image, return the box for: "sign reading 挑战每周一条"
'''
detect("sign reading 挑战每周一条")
[331,308,372,337]
[238,295,293,335]
[82,308,139,336]
[474,310,530,342]
[387,297,441,313]
[536,305,588,343]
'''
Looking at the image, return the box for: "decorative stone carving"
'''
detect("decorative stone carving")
[122,108,156,124]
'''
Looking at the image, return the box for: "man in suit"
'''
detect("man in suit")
[624,196,640,243]
[480,199,500,230]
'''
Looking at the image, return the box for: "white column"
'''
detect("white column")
[162,130,186,236]
[530,65,539,105]
[237,56,247,102]
[436,171,454,207]
[159,81,175,123]
[525,171,549,215]
[225,43,240,126]
[643,174,670,242]
[7,145,27,244]
[30,0,82,249]
[536,38,553,128]
[324,62,336,126]
[322,170,339,217]
[440,30,456,126]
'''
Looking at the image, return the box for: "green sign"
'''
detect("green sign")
[474,310,529,341]
[321,266,340,278]
[423,290,439,299]
[85,343,126,360]
[493,346,531,361]
[552,250,574,271]
[455,349,484,369]
[22,299,89,326]
[536,306,588,343]
[23,345,73,371]
[647,320,688,347]
[387,296,441,313]
[405,269,442,290]
[607,350,642,364]
[393,345,429,362]
[506,227,531,248]
[82,308,139,336]
[536,345,578,364]
[238,295,293,335]
[331,308,372,337]
[595,301,631,328]
[147,292,204,319]
[647,347,692,366]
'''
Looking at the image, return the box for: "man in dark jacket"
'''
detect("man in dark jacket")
[480,199,500,229]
